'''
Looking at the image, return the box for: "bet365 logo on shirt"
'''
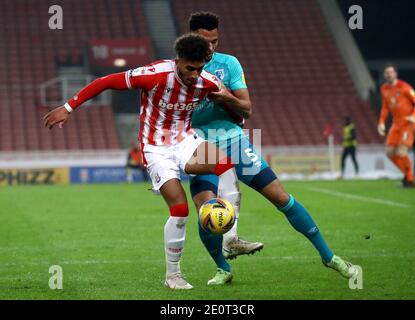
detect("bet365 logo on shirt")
[158,99,198,111]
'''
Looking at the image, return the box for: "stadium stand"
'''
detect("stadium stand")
[172,0,382,146]
[0,0,149,151]
[0,0,382,151]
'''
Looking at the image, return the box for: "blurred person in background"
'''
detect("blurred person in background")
[377,63,415,188]
[340,116,359,178]
[126,144,147,183]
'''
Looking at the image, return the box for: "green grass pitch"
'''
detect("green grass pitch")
[0,180,414,300]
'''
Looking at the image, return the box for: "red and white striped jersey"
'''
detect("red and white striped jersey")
[125,60,221,146]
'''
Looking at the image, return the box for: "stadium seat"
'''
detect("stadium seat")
[173,0,381,146]
[0,0,150,151]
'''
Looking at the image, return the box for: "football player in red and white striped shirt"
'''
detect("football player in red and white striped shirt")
[43,34,240,290]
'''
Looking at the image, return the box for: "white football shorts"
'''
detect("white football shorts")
[142,133,205,191]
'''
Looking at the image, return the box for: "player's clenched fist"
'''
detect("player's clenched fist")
[377,123,386,136]
[207,83,231,104]
[43,106,70,130]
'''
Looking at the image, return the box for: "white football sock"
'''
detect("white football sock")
[218,168,240,244]
[164,216,188,276]
[217,168,239,196]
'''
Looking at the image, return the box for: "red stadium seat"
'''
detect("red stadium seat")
[172,0,381,146]
[0,0,153,151]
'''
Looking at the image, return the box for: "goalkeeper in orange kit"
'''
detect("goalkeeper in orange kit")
[378,63,415,188]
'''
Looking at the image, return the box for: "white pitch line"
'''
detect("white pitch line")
[306,187,410,208]
[0,260,134,268]
[1,252,414,268]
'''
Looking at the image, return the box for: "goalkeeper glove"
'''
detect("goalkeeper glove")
[405,115,415,123]
[377,123,386,136]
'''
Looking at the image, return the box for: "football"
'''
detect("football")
[198,198,236,235]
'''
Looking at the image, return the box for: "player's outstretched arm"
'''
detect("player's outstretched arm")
[208,86,252,119]
[43,72,129,130]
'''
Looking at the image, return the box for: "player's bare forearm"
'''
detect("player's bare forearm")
[223,94,252,118]
[377,107,388,136]
[209,87,252,119]
[378,100,389,125]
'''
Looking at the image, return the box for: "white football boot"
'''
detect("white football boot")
[164,272,193,290]
[223,236,264,260]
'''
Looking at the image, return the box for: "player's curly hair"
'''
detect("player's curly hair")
[174,33,209,62]
[189,11,219,31]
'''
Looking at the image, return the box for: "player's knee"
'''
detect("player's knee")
[261,179,289,207]
[397,146,408,157]
[397,150,406,157]
[169,203,189,217]
[194,201,204,213]
[271,180,289,206]
[276,192,290,208]
[193,191,216,213]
